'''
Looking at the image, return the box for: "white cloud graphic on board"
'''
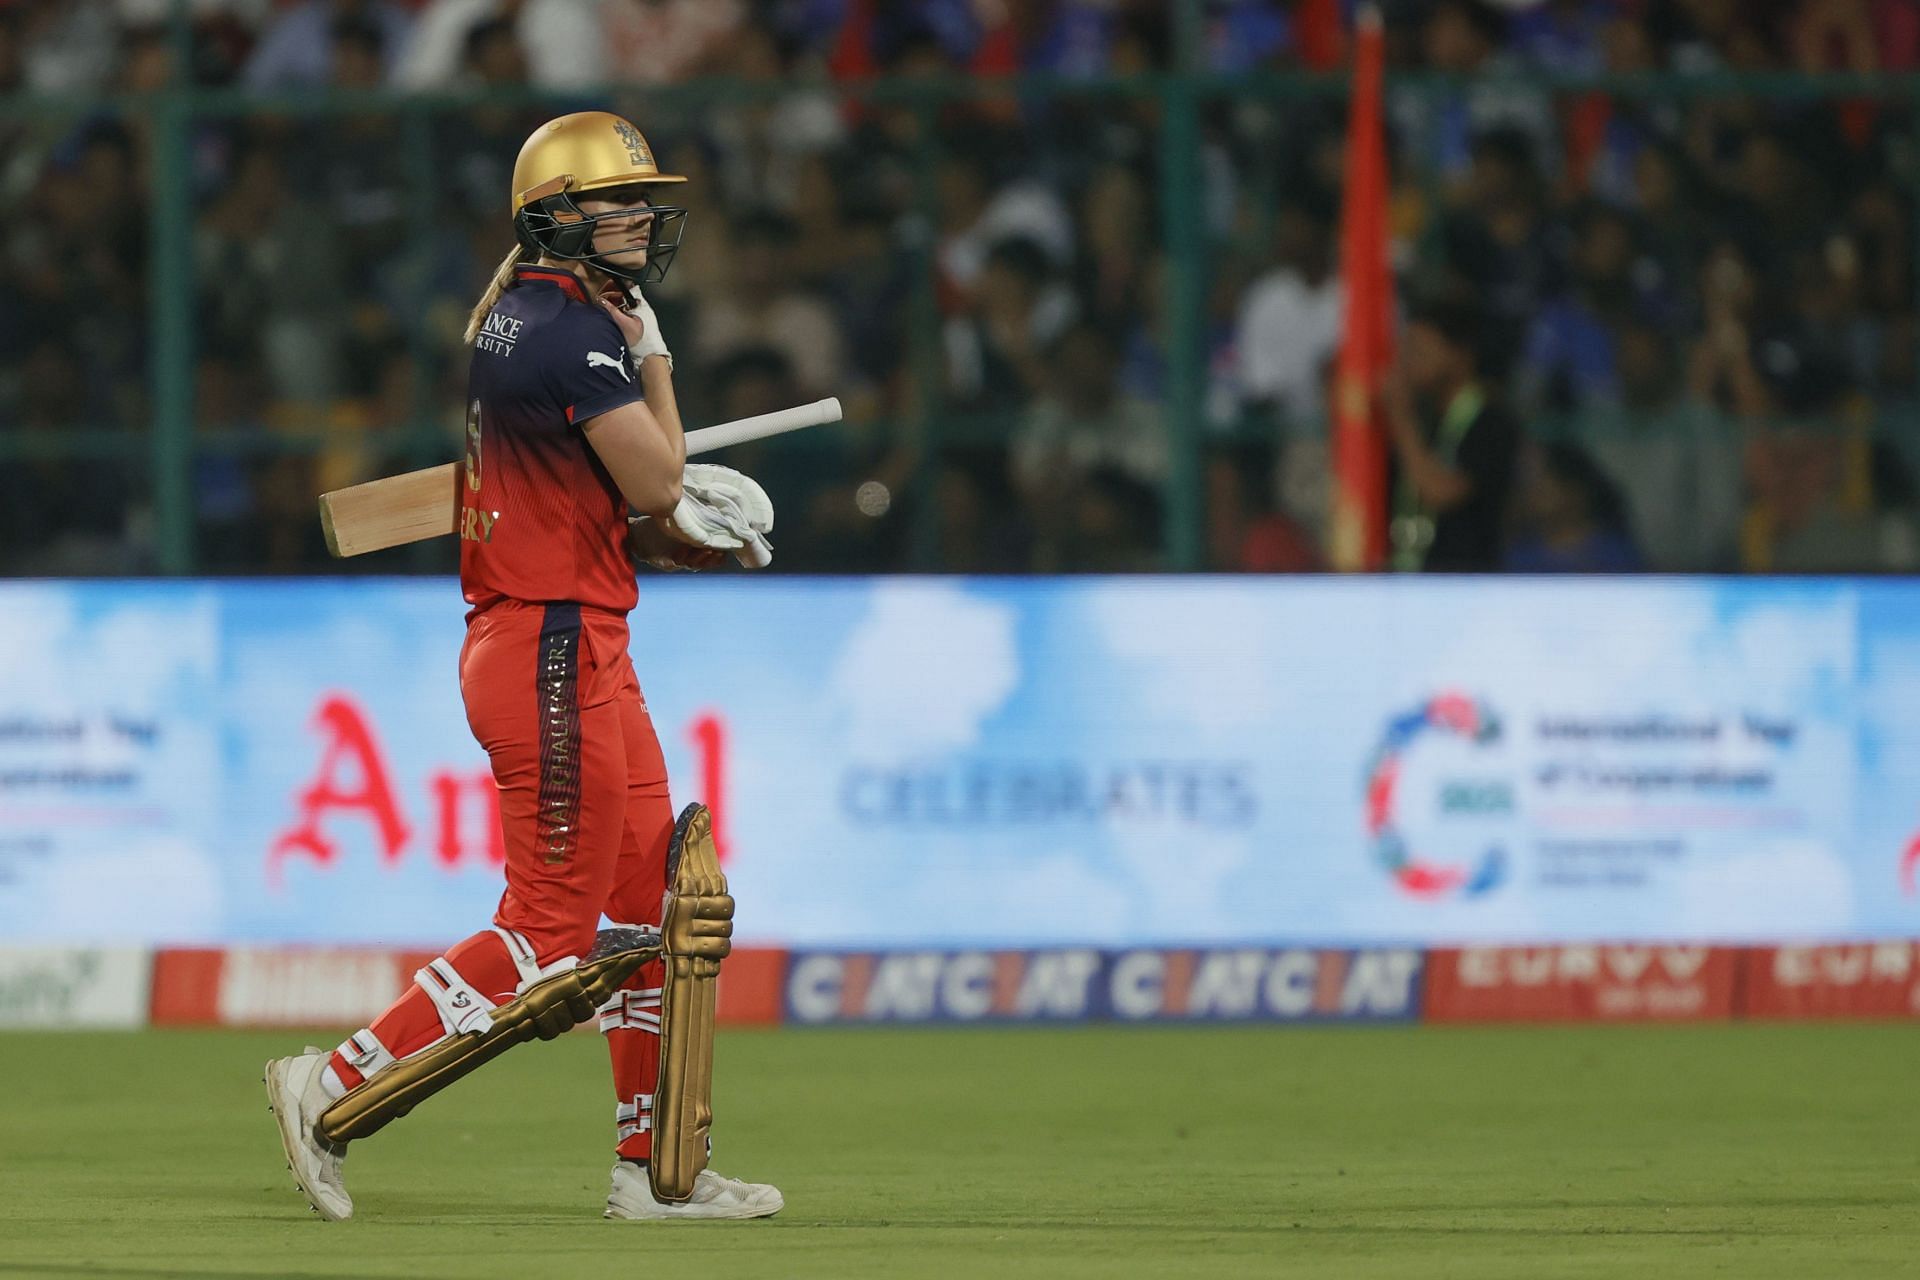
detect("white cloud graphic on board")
[1671,839,1855,938]
[829,583,1018,757]
[31,836,224,944]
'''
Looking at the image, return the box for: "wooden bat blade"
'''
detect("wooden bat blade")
[319,462,461,557]
[316,398,842,558]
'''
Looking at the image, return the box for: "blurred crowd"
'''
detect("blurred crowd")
[2,0,1920,575]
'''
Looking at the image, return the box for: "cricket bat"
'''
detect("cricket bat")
[319,397,842,557]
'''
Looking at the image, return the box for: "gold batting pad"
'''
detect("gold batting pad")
[315,928,662,1146]
[649,803,735,1203]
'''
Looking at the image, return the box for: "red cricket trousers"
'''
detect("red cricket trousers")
[328,598,673,1159]
[462,599,674,957]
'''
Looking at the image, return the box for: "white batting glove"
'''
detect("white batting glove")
[621,283,672,370]
[682,463,774,569]
[660,489,744,552]
[683,465,772,530]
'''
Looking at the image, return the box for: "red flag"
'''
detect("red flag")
[827,0,877,81]
[1297,0,1346,71]
[1330,5,1394,572]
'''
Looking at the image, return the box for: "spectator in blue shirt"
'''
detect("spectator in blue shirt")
[1504,439,1646,572]
[243,0,412,89]
[1520,203,1648,413]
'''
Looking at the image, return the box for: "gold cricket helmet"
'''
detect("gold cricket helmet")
[511,111,689,286]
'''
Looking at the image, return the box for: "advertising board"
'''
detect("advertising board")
[4,578,1918,949]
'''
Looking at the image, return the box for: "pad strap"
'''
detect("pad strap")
[416,957,497,1037]
[494,926,580,992]
[341,1028,396,1076]
[597,987,663,1033]
[616,1094,654,1143]
[492,927,543,987]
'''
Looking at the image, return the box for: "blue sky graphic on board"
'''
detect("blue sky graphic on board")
[1,576,1916,947]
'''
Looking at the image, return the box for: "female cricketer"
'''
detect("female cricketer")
[264,111,781,1223]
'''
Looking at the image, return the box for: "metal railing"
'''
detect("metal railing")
[4,0,1919,574]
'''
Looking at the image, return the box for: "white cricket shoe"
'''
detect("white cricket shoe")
[264,1048,352,1221]
[605,1161,783,1220]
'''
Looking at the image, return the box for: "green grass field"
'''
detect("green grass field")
[1,1024,1916,1279]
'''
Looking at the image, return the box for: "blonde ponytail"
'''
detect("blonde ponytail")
[464,245,526,345]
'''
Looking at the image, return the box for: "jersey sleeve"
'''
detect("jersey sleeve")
[545,309,645,426]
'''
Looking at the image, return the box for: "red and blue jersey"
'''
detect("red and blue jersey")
[459,265,644,615]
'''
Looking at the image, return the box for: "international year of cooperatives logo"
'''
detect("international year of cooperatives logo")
[1364,692,1510,900]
